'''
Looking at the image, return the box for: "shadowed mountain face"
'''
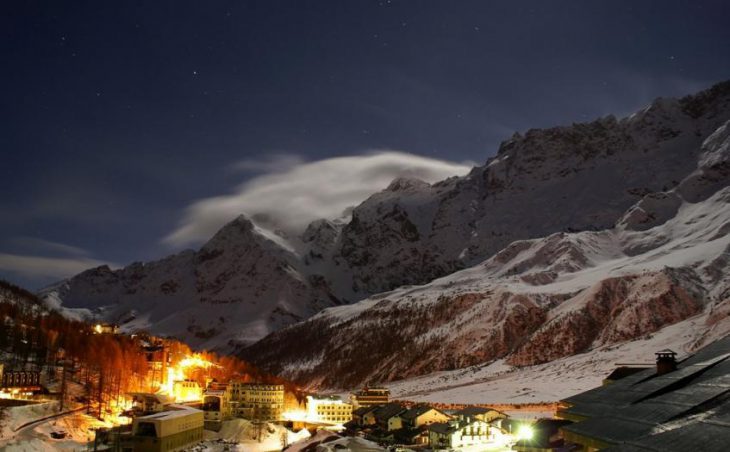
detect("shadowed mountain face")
[42,81,730,359]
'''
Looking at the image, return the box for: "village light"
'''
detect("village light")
[517,424,534,441]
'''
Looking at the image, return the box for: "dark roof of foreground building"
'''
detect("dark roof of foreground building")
[559,336,730,451]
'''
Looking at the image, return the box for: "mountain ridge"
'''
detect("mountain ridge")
[40,80,730,359]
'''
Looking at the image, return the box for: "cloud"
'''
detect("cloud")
[164,150,473,247]
[230,153,306,173]
[0,253,116,281]
[5,237,90,258]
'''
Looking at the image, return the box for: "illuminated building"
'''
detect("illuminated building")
[92,323,119,334]
[129,404,204,452]
[128,392,174,416]
[0,365,42,399]
[172,379,202,402]
[306,395,353,424]
[452,406,507,424]
[350,386,389,408]
[389,404,451,430]
[202,386,231,430]
[228,382,284,421]
[428,419,496,449]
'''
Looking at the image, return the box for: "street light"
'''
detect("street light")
[516,424,534,441]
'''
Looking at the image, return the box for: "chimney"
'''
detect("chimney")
[655,349,678,375]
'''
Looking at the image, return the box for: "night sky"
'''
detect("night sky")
[2,0,729,289]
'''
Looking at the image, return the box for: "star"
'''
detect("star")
[192,70,198,75]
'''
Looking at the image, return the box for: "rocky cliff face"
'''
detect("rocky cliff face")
[241,117,730,389]
[331,81,730,296]
[42,81,730,354]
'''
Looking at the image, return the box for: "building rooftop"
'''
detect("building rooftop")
[453,406,503,417]
[400,404,443,420]
[372,403,406,422]
[353,406,376,416]
[137,404,202,421]
[561,336,730,449]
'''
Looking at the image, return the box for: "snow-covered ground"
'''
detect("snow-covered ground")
[0,402,111,451]
[192,419,310,452]
[283,430,385,452]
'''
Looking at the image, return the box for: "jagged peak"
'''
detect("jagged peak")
[386,176,430,192]
[679,79,730,119]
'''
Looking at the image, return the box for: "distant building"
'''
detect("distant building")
[428,419,494,449]
[558,338,730,451]
[351,386,389,408]
[128,404,204,452]
[389,404,451,430]
[172,379,202,402]
[352,405,378,426]
[127,393,174,416]
[306,395,353,424]
[0,367,42,398]
[452,406,507,424]
[364,403,406,430]
[202,389,231,431]
[228,382,284,421]
[93,323,120,334]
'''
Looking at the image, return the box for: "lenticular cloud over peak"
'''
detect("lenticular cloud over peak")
[164,151,473,248]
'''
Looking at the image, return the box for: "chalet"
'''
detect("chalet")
[390,426,431,446]
[428,419,494,449]
[367,403,406,430]
[558,337,730,451]
[352,405,378,426]
[452,406,507,423]
[389,404,451,430]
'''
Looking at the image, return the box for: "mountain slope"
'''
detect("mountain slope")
[42,80,730,351]
[240,119,730,389]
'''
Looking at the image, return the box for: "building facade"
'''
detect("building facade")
[228,382,284,421]
[129,404,204,452]
[306,395,353,424]
[351,387,389,408]
[428,420,494,449]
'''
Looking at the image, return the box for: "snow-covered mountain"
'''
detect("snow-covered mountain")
[41,216,338,350]
[41,80,730,355]
[241,115,730,390]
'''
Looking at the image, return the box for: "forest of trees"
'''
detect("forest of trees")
[0,279,296,419]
